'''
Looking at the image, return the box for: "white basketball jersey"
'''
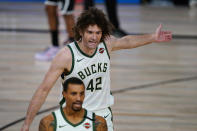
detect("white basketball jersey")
[53,108,95,131]
[61,41,114,111]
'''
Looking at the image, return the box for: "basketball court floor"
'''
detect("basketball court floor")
[0,2,197,131]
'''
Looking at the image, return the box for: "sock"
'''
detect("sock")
[50,30,59,47]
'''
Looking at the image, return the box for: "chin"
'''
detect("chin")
[72,106,82,112]
[88,42,99,49]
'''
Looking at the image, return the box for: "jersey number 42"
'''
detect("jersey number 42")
[86,77,102,92]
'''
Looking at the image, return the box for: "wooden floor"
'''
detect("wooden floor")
[0,2,197,131]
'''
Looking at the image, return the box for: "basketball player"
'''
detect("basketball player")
[21,8,172,131]
[39,77,107,131]
[35,0,75,61]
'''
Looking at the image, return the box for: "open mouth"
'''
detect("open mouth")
[89,41,96,44]
[73,102,82,107]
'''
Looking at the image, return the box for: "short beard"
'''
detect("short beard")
[71,105,82,112]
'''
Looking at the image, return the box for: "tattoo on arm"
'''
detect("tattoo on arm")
[39,120,47,131]
[49,120,55,130]
[94,118,107,131]
[39,119,55,131]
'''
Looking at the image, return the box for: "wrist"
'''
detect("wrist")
[21,123,30,131]
[150,33,156,43]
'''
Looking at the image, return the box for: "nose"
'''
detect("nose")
[92,33,96,40]
[76,94,81,101]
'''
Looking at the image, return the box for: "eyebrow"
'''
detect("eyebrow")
[86,29,102,32]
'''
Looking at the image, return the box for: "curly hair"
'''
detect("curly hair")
[73,7,114,42]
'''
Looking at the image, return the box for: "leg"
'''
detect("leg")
[35,0,60,61]
[63,14,75,42]
[105,0,127,37]
[105,0,119,29]
[84,0,95,10]
[45,4,59,47]
[60,0,75,44]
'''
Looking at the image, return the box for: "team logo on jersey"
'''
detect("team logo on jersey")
[77,58,85,62]
[59,124,67,128]
[104,113,110,118]
[83,122,91,129]
[99,48,105,54]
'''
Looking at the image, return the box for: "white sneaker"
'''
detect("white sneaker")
[35,46,59,61]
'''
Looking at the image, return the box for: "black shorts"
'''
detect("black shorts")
[45,0,75,15]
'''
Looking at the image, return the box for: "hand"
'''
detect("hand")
[154,24,172,42]
[21,123,29,131]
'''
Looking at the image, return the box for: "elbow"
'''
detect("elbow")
[38,84,52,94]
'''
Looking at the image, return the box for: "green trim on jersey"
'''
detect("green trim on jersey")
[66,45,75,75]
[103,41,110,60]
[59,98,65,106]
[74,41,98,58]
[60,107,87,127]
[93,113,96,131]
[52,112,57,131]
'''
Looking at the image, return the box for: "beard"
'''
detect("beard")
[71,102,82,112]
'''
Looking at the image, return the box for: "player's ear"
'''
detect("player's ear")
[62,91,67,98]
[79,29,83,36]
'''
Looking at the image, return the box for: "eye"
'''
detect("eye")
[96,31,101,35]
[80,92,84,96]
[71,92,77,95]
[88,31,92,34]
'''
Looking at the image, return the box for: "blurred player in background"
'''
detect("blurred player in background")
[84,0,128,37]
[35,0,75,61]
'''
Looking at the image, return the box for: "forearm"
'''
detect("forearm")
[121,34,155,49]
[23,87,50,128]
[126,34,155,48]
[112,33,155,51]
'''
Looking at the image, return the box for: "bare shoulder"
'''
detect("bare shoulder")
[39,114,55,131]
[51,46,72,70]
[53,46,72,63]
[95,115,106,123]
[94,115,107,131]
[104,35,119,53]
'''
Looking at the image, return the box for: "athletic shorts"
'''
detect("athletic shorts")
[93,107,114,131]
[44,0,75,15]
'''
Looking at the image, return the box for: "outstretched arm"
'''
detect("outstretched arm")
[106,24,172,52]
[21,47,72,131]
[94,115,107,131]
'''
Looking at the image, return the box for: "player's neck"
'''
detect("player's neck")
[78,41,97,56]
[63,108,85,124]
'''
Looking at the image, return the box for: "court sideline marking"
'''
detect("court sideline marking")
[0,28,197,39]
[0,75,197,130]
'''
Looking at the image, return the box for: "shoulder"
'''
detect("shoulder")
[39,114,55,131]
[51,46,72,70]
[95,115,106,123]
[104,35,119,53]
[94,115,107,131]
[53,46,72,63]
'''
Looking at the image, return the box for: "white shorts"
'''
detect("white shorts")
[93,107,114,131]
